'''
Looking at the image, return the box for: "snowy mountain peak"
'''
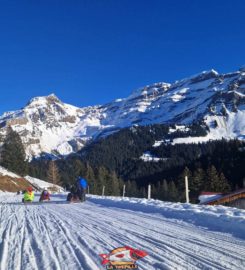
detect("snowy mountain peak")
[177,69,219,85]
[194,69,219,78]
[27,93,62,107]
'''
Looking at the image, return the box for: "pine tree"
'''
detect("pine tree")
[206,165,226,192]
[126,180,139,197]
[154,180,166,200]
[94,166,107,195]
[151,182,158,199]
[219,172,231,192]
[102,168,121,196]
[111,171,120,196]
[73,159,85,178]
[83,163,95,194]
[0,127,27,176]
[47,160,60,185]
[126,181,132,197]
[168,181,178,202]
[118,178,125,196]
[162,179,169,201]
[139,186,147,198]
[190,168,205,202]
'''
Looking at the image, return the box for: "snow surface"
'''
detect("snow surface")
[198,194,223,204]
[0,193,244,270]
[169,125,190,133]
[140,151,167,162]
[153,140,165,147]
[25,176,64,191]
[172,112,245,145]
[0,166,20,178]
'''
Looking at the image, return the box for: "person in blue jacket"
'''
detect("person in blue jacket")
[76,176,87,202]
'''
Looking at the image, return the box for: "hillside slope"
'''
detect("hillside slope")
[0,166,30,192]
[0,166,63,192]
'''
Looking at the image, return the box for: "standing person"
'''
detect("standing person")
[22,187,34,203]
[39,188,51,202]
[76,176,87,202]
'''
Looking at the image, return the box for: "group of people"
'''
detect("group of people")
[22,187,50,203]
[66,177,87,202]
[21,176,87,203]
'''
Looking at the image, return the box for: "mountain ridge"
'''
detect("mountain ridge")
[0,67,244,158]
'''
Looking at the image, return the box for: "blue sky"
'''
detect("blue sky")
[0,0,245,114]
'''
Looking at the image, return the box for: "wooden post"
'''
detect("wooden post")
[123,185,126,198]
[185,176,189,203]
[87,185,90,195]
[102,186,105,196]
[148,184,151,199]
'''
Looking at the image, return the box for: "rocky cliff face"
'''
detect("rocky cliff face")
[0,67,244,158]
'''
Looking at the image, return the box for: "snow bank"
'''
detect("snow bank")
[88,195,245,239]
[198,193,223,203]
[25,175,64,191]
[0,166,20,178]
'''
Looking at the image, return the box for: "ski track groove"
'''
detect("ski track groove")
[31,206,83,270]
[0,195,245,270]
[0,215,12,270]
[21,207,40,270]
[45,208,101,270]
[10,205,25,270]
[30,208,62,270]
[35,205,99,269]
[19,212,26,270]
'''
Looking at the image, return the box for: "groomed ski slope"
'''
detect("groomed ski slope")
[0,193,245,270]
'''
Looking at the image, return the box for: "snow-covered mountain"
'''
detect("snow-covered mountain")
[0,67,244,158]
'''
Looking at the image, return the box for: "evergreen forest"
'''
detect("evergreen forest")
[1,124,244,203]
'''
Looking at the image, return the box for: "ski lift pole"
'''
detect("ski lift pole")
[123,184,126,198]
[185,176,190,203]
[148,184,151,200]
